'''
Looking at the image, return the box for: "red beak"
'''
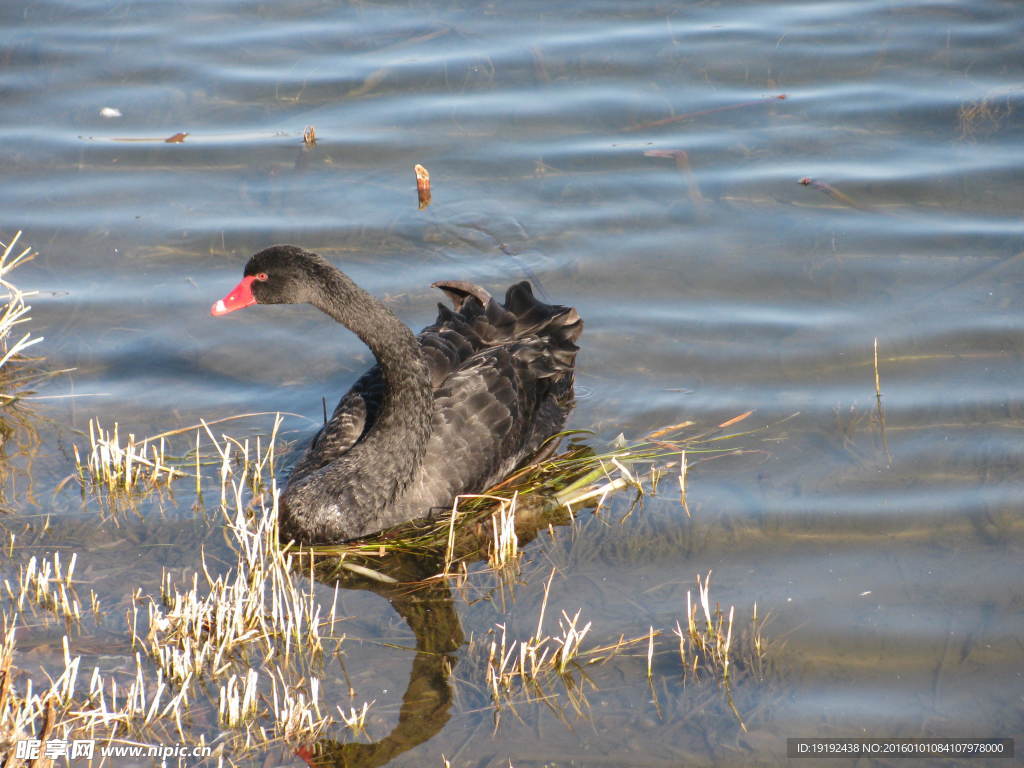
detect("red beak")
[211,275,258,316]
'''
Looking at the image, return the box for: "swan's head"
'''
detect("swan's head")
[211,245,332,316]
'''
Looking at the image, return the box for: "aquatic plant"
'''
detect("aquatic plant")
[474,567,770,730]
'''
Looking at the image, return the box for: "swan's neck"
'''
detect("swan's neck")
[314,269,433,500]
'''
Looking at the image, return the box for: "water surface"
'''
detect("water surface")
[1,0,1022,765]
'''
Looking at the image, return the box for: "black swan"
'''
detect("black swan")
[211,245,582,544]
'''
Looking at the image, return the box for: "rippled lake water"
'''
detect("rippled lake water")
[1,0,1022,765]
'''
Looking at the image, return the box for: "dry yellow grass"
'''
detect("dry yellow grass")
[0,233,42,392]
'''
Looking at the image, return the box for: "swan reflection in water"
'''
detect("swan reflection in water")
[296,491,578,768]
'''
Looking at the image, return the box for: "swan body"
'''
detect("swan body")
[212,245,582,544]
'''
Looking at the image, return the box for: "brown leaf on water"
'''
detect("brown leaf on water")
[646,420,695,439]
[164,132,189,143]
[718,410,754,429]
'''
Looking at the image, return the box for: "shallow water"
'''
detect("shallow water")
[1,0,1023,765]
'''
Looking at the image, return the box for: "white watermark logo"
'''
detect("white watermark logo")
[15,739,213,760]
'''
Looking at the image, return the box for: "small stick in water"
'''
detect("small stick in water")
[799,176,872,212]
[624,94,786,132]
[679,450,690,518]
[873,337,892,467]
[644,149,708,217]
[718,410,754,429]
[414,164,431,210]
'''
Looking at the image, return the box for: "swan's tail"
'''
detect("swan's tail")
[429,279,582,378]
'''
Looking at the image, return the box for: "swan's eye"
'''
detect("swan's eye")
[255,272,269,281]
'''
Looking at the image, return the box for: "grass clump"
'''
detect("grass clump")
[472,567,772,731]
[73,413,287,504]
[1,476,360,760]
[75,418,187,494]
[0,232,43,406]
[0,608,213,759]
[2,550,100,626]
[674,570,768,684]
[133,468,350,749]
[480,568,654,727]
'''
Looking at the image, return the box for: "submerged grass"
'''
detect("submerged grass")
[958,86,1018,140]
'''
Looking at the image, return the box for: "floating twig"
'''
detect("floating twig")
[798,176,874,212]
[645,420,695,440]
[718,410,754,430]
[414,164,431,209]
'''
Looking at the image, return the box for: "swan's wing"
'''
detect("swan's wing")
[288,368,385,481]
[405,349,520,509]
[406,338,575,512]
[399,279,581,509]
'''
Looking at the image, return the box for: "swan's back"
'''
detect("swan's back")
[286,279,582,523]
[406,280,582,515]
